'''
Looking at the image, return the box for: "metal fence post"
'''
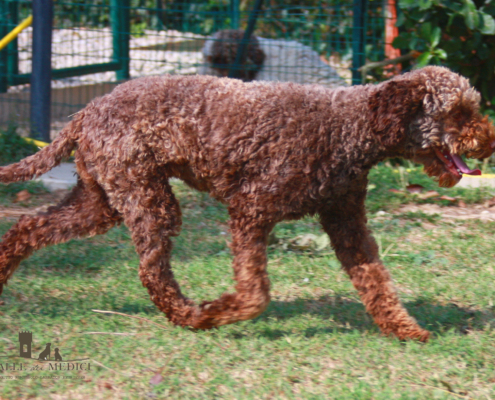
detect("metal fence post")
[231,0,240,30]
[7,0,19,86]
[228,0,264,79]
[111,0,130,81]
[30,0,53,141]
[0,1,8,93]
[352,0,368,85]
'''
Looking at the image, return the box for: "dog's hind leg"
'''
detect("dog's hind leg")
[319,189,430,342]
[118,175,273,328]
[114,176,198,327]
[189,210,274,329]
[0,179,121,294]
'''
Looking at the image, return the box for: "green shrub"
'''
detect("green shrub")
[0,126,48,204]
[394,0,495,114]
[0,125,40,167]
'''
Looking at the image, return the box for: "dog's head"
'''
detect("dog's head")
[370,66,495,187]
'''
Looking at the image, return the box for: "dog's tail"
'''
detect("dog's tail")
[0,114,82,183]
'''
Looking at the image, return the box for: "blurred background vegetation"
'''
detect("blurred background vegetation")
[393,0,495,118]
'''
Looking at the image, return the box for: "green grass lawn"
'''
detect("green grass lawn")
[0,165,494,399]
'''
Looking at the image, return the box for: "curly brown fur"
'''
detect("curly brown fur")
[0,66,494,341]
[207,29,265,82]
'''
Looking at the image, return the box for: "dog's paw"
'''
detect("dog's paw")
[189,302,218,330]
[396,328,431,343]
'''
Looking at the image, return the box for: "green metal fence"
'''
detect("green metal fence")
[0,0,389,138]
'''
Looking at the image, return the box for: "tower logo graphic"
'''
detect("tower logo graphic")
[17,331,62,361]
[18,330,32,359]
[19,331,62,361]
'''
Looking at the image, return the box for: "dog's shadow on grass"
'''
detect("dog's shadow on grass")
[4,288,493,340]
[251,295,495,339]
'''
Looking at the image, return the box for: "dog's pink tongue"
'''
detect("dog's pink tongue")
[451,154,482,175]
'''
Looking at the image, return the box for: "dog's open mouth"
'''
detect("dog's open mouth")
[433,148,481,177]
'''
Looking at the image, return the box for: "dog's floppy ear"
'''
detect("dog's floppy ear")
[369,67,480,148]
[369,77,425,148]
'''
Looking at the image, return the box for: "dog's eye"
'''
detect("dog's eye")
[451,108,468,122]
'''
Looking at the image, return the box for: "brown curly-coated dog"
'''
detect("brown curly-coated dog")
[205,29,266,82]
[1,66,494,341]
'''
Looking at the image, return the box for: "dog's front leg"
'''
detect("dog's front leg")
[319,198,430,342]
[190,212,274,329]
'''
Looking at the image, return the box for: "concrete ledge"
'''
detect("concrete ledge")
[456,174,495,189]
[35,163,77,191]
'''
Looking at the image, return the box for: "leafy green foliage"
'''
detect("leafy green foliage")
[0,124,39,166]
[0,125,48,204]
[395,0,495,112]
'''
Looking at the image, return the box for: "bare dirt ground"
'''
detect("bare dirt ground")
[395,202,495,222]
[0,190,69,220]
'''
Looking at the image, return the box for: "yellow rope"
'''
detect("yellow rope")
[22,137,75,157]
[0,135,76,157]
[0,15,33,52]
[22,136,49,148]
[466,174,495,178]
